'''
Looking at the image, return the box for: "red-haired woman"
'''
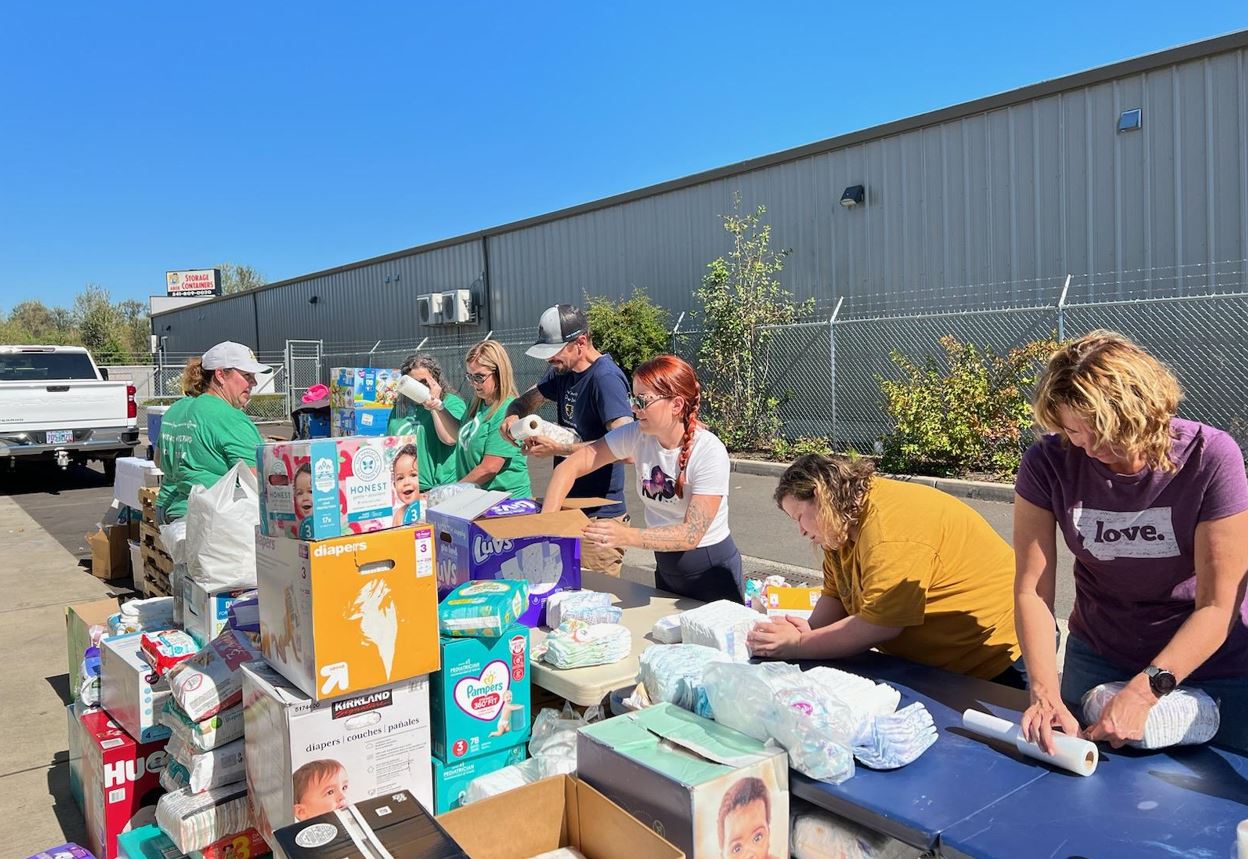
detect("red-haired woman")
[542,355,742,602]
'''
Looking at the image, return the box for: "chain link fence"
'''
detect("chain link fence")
[128,351,291,424]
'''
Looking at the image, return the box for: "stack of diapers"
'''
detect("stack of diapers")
[439,580,529,638]
[650,613,682,644]
[159,698,245,754]
[1082,681,1220,748]
[790,807,916,859]
[802,665,936,770]
[545,590,621,627]
[109,596,176,636]
[161,735,247,793]
[499,542,564,589]
[679,599,766,661]
[155,782,253,854]
[541,620,631,669]
[166,629,262,722]
[638,644,731,718]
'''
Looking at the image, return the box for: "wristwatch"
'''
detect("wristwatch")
[1144,665,1177,697]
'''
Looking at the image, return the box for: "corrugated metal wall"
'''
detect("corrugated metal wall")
[154,41,1248,352]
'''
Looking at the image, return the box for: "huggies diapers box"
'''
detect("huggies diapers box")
[79,709,168,859]
[256,526,440,701]
[257,435,422,540]
[241,662,434,844]
[427,491,585,625]
[431,625,531,761]
[430,745,527,814]
[100,632,174,744]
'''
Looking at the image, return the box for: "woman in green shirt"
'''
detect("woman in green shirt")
[156,341,269,522]
[386,353,468,491]
[445,340,531,498]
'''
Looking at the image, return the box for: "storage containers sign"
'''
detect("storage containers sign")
[166,268,222,297]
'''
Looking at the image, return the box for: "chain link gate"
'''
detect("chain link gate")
[285,339,324,417]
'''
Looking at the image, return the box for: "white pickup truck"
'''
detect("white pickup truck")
[0,345,139,477]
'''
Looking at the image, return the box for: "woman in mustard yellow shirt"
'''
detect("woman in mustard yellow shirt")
[748,454,1024,684]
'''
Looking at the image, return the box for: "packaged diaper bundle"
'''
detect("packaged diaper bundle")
[500,541,566,589]
[803,666,903,721]
[745,574,788,611]
[224,590,259,636]
[679,599,766,661]
[1082,681,1220,749]
[439,580,530,638]
[155,782,253,854]
[650,613,683,644]
[791,808,915,859]
[638,644,731,718]
[109,595,177,636]
[166,629,262,722]
[541,621,631,669]
[801,665,935,770]
[160,699,245,752]
[164,733,247,793]
[544,590,620,628]
[139,629,200,677]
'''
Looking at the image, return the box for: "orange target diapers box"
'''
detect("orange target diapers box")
[256,525,440,701]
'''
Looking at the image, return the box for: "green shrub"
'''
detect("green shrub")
[770,435,837,461]
[878,335,1055,477]
[585,289,671,377]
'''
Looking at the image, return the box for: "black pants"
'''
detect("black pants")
[654,536,744,604]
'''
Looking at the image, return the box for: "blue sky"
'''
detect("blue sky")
[2,2,1246,310]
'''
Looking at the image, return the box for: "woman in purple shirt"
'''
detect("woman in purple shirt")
[1014,331,1248,753]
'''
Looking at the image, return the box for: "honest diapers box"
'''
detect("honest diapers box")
[100,632,173,744]
[578,704,789,859]
[764,586,821,620]
[242,662,434,845]
[181,577,251,647]
[331,367,400,438]
[256,526,439,701]
[431,626,531,762]
[427,490,585,625]
[257,435,423,540]
[79,708,168,859]
[275,790,469,859]
[430,745,527,814]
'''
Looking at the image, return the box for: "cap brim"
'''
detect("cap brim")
[236,359,273,374]
[525,343,563,360]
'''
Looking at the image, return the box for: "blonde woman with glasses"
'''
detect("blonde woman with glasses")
[1015,331,1248,753]
[440,340,531,497]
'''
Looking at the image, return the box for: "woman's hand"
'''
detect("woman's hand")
[1083,677,1155,748]
[582,517,633,549]
[1019,689,1082,755]
[747,616,809,659]
[424,396,443,412]
[521,435,567,458]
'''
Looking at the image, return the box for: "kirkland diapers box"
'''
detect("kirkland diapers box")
[431,626,531,762]
[181,578,252,647]
[256,526,439,701]
[430,745,527,814]
[274,790,469,859]
[331,367,400,438]
[427,490,584,624]
[439,774,686,859]
[100,632,173,744]
[577,704,789,859]
[242,662,434,844]
[257,435,423,540]
[79,709,168,859]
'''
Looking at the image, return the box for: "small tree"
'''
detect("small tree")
[74,285,127,363]
[695,196,813,450]
[585,288,670,377]
[217,262,267,295]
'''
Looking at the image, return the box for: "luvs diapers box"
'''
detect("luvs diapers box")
[256,526,439,701]
[257,435,422,540]
[100,632,173,743]
[241,662,434,844]
[79,709,168,859]
[331,367,400,438]
[430,745,527,814]
[427,489,585,625]
[577,703,790,859]
[431,626,531,761]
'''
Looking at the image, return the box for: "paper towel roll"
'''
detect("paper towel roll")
[511,414,581,445]
[1237,819,1248,859]
[963,709,1098,777]
[398,375,431,404]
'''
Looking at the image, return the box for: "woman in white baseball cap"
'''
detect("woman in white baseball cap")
[155,341,271,523]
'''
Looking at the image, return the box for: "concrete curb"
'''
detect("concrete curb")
[730,458,1017,504]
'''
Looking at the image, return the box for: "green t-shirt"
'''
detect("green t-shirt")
[386,392,468,491]
[157,392,263,519]
[455,396,531,498]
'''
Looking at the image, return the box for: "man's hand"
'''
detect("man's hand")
[499,415,520,446]
[520,435,569,458]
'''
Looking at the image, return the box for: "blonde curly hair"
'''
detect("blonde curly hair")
[1032,330,1182,472]
[773,454,875,548]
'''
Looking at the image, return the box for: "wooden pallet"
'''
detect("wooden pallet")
[140,550,173,597]
[139,486,160,525]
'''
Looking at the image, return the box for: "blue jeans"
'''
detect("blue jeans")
[1061,634,1248,753]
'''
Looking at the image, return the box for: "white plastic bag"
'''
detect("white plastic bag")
[185,462,259,589]
[160,519,188,567]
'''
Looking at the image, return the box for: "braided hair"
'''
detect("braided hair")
[632,354,702,499]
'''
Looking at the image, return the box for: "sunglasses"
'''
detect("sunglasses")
[628,394,672,410]
[465,372,492,385]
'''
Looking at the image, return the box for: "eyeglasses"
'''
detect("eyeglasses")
[628,394,672,410]
[465,372,491,385]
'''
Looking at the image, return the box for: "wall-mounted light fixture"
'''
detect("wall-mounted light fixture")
[308,295,320,305]
[1117,108,1142,133]
[840,185,866,209]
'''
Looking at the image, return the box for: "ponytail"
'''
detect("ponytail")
[180,357,212,396]
[633,354,702,499]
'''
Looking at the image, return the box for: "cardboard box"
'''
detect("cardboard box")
[431,626,531,762]
[67,702,86,813]
[331,405,393,437]
[764,586,822,620]
[242,662,434,844]
[430,745,527,814]
[577,704,789,859]
[78,709,168,859]
[427,491,584,624]
[24,846,93,859]
[86,523,131,580]
[117,823,268,859]
[67,597,120,702]
[181,577,251,647]
[113,456,163,511]
[99,633,173,744]
[439,775,686,859]
[275,790,469,859]
[331,367,400,439]
[256,526,439,701]
[257,435,423,540]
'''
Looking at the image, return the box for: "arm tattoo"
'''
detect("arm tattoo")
[506,387,546,419]
[638,498,714,551]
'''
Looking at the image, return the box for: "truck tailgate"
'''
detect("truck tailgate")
[0,381,131,431]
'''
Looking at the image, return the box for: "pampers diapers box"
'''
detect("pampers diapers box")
[431,625,531,761]
[256,525,439,701]
[241,662,434,844]
[257,435,423,540]
[427,489,585,624]
[430,745,527,814]
[331,367,400,438]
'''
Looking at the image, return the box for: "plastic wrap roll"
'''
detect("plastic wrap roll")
[511,414,581,445]
[963,709,1098,776]
[398,375,431,404]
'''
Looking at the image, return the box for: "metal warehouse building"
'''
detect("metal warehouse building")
[151,31,1248,445]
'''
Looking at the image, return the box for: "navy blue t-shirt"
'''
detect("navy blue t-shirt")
[537,354,632,518]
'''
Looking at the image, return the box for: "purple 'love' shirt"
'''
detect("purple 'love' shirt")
[1015,418,1248,680]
